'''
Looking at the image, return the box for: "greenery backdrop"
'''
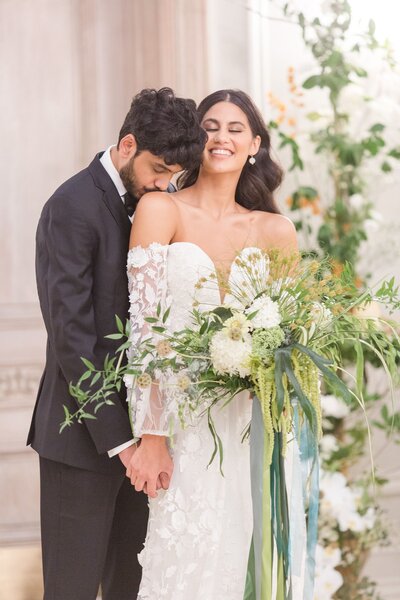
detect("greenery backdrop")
[268,1,400,598]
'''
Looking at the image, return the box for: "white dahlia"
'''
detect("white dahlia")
[209,330,252,378]
[246,295,282,329]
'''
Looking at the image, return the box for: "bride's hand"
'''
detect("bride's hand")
[127,434,173,498]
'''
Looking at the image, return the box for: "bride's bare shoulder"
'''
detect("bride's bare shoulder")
[136,191,179,215]
[254,211,298,250]
[130,192,179,246]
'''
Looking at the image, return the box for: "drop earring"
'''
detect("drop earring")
[249,155,256,165]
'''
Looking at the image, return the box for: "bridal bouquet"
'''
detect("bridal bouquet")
[61,248,399,600]
[62,248,398,461]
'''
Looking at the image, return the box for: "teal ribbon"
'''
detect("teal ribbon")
[244,396,319,600]
[298,406,319,600]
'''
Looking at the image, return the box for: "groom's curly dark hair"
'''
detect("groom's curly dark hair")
[117,88,207,170]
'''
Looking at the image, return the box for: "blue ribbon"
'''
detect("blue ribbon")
[246,397,319,600]
[299,408,319,600]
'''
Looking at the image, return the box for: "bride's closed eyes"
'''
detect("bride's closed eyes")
[202,118,245,134]
[205,128,243,133]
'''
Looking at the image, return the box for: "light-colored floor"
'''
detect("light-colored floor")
[0,545,103,600]
[0,545,43,600]
[1,542,399,599]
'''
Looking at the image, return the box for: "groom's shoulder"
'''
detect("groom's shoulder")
[53,161,98,200]
[43,159,101,216]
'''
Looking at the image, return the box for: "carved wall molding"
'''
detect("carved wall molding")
[0,364,43,409]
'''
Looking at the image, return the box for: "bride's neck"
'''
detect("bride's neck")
[191,171,240,216]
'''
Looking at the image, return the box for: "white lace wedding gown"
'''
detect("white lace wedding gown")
[127,242,254,600]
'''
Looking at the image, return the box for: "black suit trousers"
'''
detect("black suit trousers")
[39,457,149,600]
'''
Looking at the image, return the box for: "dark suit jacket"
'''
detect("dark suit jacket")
[28,154,134,473]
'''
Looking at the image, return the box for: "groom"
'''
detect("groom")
[28,88,206,600]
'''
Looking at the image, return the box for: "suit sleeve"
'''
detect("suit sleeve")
[38,194,132,454]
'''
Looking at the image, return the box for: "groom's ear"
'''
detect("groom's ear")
[118,134,138,159]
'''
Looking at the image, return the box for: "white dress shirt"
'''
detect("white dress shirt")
[100,146,136,457]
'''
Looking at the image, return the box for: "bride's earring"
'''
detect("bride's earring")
[249,155,256,165]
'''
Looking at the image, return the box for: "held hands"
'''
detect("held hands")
[124,435,173,498]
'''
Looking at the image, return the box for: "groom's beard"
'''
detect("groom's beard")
[119,155,158,202]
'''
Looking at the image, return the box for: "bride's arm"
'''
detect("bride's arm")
[125,193,179,498]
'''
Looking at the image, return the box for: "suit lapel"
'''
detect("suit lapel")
[88,154,131,237]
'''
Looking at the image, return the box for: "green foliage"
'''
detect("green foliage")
[373,405,400,442]
[274,1,400,595]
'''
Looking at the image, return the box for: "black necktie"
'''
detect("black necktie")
[123,193,136,217]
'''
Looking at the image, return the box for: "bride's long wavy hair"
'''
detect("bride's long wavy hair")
[178,89,283,214]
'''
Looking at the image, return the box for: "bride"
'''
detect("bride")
[126,89,298,599]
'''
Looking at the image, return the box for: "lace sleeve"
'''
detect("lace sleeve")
[126,243,176,437]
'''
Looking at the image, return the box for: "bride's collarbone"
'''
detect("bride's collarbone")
[172,224,259,263]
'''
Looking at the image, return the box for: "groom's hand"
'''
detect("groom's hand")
[127,434,173,498]
[118,443,137,469]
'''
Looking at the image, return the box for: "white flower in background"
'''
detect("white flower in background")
[314,543,344,599]
[321,394,350,419]
[319,519,340,544]
[337,84,366,117]
[320,471,349,505]
[316,543,342,569]
[314,566,343,597]
[319,434,339,459]
[310,302,333,329]
[246,296,282,329]
[209,330,252,378]
[348,193,366,210]
[319,470,373,534]
[363,507,376,530]
[364,210,384,234]
[337,509,366,533]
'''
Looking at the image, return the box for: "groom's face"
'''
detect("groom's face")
[119,151,182,200]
